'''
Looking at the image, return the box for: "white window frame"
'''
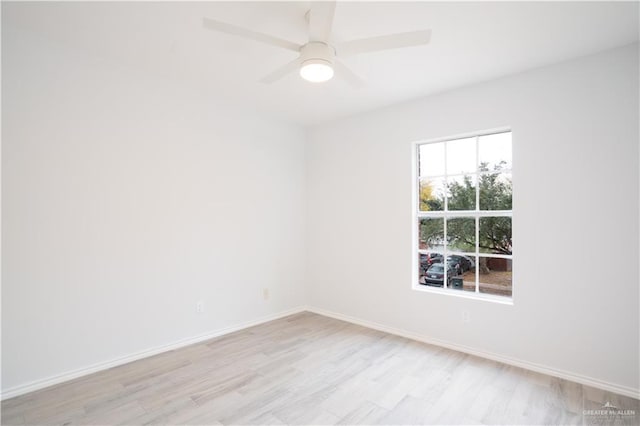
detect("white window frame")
[411,127,514,305]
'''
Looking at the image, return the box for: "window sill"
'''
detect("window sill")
[412,283,514,305]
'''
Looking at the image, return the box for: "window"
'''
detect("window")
[413,130,513,301]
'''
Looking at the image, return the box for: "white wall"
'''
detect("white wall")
[306,44,639,394]
[1,27,307,391]
[3,22,638,398]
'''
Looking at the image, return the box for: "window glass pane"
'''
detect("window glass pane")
[419,142,445,177]
[419,251,445,286]
[421,261,451,288]
[418,218,444,252]
[479,256,512,297]
[448,255,476,293]
[479,173,512,210]
[479,132,511,172]
[478,217,512,255]
[419,253,428,286]
[419,177,445,212]
[447,175,476,211]
[446,217,475,252]
[446,137,476,175]
[463,256,477,291]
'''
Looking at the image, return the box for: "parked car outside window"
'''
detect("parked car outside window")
[421,263,454,287]
[447,255,472,273]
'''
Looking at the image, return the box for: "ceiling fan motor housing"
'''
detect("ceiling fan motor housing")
[300,41,335,68]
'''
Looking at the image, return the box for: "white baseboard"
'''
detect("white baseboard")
[0,306,307,401]
[4,305,637,401]
[306,306,640,400]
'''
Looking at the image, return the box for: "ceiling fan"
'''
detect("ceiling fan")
[202,1,431,87]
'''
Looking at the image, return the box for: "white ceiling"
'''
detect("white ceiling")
[4,1,639,125]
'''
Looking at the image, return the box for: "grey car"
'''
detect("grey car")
[422,263,455,287]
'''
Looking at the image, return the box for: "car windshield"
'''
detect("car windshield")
[429,265,444,272]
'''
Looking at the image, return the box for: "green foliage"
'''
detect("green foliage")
[447,217,475,252]
[479,162,512,210]
[419,218,443,248]
[447,175,475,211]
[419,162,512,255]
[479,217,512,255]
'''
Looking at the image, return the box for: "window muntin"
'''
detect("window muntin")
[415,130,513,300]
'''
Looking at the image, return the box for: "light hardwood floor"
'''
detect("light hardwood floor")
[2,312,638,425]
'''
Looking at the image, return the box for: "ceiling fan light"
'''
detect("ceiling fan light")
[300,59,334,83]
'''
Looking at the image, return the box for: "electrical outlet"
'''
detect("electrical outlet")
[196,300,204,314]
[263,288,269,300]
[462,310,470,323]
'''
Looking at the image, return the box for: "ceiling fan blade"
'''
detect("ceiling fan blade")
[203,18,301,52]
[336,29,431,56]
[260,58,301,84]
[308,1,336,42]
[334,59,364,89]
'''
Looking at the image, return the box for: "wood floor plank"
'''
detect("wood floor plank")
[338,400,390,425]
[2,312,638,425]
